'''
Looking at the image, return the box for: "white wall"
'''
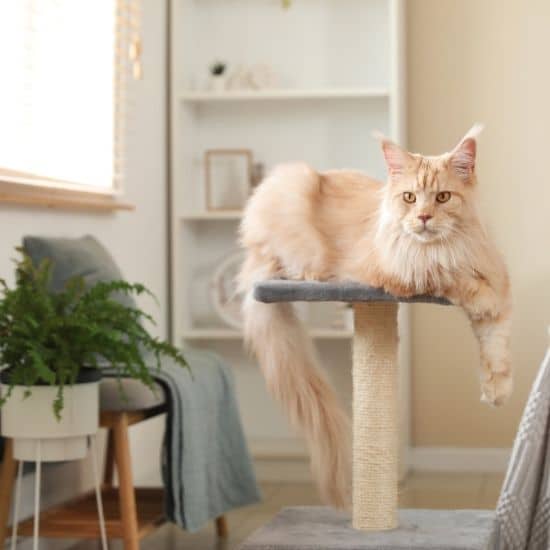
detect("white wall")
[0,0,168,542]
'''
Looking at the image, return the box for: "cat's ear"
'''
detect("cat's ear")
[449,124,483,182]
[374,132,412,178]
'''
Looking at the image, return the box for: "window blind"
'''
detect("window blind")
[0,0,141,195]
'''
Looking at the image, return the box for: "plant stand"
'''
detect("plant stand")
[8,435,107,550]
[0,376,105,550]
[240,280,492,549]
[0,406,228,550]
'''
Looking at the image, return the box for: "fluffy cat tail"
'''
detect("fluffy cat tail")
[239,260,351,509]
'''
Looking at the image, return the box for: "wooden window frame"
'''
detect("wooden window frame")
[0,179,133,212]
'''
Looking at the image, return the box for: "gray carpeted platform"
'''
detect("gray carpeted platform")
[253,280,451,305]
[240,507,494,550]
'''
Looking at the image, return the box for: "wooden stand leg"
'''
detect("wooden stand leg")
[0,439,17,547]
[215,515,228,538]
[103,429,115,487]
[352,302,399,531]
[113,413,139,550]
[10,462,23,550]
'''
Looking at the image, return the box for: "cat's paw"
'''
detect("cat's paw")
[481,371,513,407]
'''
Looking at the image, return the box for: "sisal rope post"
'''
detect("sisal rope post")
[352,302,399,531]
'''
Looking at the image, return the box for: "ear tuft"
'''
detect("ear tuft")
[374,132,409,177]
[450,124,483,182]
[464,123,484,141]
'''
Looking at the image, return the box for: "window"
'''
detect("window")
[0,1,140,205]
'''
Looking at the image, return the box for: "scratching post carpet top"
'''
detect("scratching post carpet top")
[253,280,451,305]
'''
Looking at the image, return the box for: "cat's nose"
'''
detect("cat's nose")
[418,214,433,224]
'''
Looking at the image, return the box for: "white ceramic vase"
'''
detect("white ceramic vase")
[1,380,100,462]
[209,75,227,92]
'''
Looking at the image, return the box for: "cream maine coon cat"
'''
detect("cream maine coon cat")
[238,126,511,509]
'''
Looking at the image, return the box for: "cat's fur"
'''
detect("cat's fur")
[238,126,512,509]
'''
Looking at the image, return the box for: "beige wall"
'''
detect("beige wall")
[408,0,550,447]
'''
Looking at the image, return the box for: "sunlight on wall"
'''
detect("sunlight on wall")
[0,1,115,189]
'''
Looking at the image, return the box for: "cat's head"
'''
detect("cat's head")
[377,125,483,244]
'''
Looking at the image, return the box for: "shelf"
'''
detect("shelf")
[182,328,353,340]
[180,88,390,103]
[181,210,242,221]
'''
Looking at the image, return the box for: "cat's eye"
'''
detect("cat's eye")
[403,192,416,204]
[436,191,451,203]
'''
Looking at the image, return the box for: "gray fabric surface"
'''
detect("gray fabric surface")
[240,507,494,549]
[489,347,550,549]
[23,235,136,308]
[100,377,165,411]
[104,349,261,532]
[254,280,451,305]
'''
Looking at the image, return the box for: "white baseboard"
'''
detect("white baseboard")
[253,457,312,483]
[250,438,512,482]
[409,446,511,473]
[249,437,307,460]
[250,437,311,482]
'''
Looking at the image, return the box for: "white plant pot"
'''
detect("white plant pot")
[209,75,227,92]
[1,381,99,462]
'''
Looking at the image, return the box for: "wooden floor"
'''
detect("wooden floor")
[63,472,504,550]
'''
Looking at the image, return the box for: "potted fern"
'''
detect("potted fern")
[0,250,188,461]
[208,60,228,92]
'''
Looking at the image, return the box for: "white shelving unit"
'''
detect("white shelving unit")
[170,0,407,469]
[180,88,390,102]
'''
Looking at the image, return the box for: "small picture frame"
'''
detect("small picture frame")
[204,149,253,211]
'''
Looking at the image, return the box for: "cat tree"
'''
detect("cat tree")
[239,281,495,549]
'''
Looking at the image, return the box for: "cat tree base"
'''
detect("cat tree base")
[252,280,450,532]
[240,507,494,549]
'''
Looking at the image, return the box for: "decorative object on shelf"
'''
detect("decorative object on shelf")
[281,0,292,8]
[208,60,228,92]
[205,149,253,211]
[248,64,278,90]
[226,64,278,91]
[226,65,250,91]
[210,250,246,329]
[0,249,189,461]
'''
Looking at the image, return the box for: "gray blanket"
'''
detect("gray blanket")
[490,347,550,549]
[106,348,261,532]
